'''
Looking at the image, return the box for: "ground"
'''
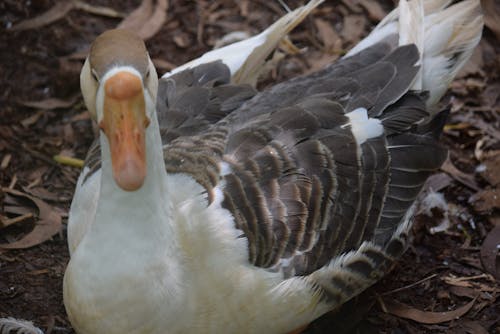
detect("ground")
[0,0,499,333]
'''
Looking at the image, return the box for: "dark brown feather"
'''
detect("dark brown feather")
[159,42,447,279]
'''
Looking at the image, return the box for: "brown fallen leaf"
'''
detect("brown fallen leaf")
[381,297,476,324]
[3,204,32,216]
[469,188,500,214]
[457,321,489,334]
[443,274,492,288]
[9,1,126,32]
[441,158,480,191]
[118,0,169,40]
[173,32,191,48]
[314,18,341,52]
[454,114,500,142]
[341,15,367,45]
[0,188,62,250]
[22,186,66,202]
[0,213,34,229]
[152,59,175,72]
[480,83,500,109]
[18,94,80,110]
[449,286,480,299]
[9,2,74,31]
[20,110,44,128]
[479,152,500,186]
[481,0,500,40]
[140,0,168,40]
[118,0,154,33]
[422,173,453,193]
[457,46,484,78]
[73,1,124,18]
[340,0,363,13]
[480,224,500,280]
[359,0,387,22]
[1,153,12,170]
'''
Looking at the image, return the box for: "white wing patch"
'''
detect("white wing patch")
[219,161,233,176]
[163,33,268,79]
[344,108,384,145]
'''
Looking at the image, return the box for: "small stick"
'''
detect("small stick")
[53,155,84,168]
[379,273,438,296]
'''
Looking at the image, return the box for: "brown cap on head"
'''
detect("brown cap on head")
[89,29,149,80]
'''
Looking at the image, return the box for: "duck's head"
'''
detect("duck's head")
[81,29,158,191]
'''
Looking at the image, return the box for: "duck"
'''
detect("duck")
[63,0,483,333]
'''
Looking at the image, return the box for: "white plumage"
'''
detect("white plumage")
[64,1,483,333]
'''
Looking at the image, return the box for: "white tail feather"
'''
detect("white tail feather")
[398,0,424,90]
[422,0,483,105]
[345,0,483,107]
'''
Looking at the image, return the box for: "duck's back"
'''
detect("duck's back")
[159,40,446,291]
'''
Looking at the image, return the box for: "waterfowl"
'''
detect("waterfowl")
[64,0,483,333]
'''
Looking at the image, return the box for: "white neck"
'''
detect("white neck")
[94,112,172,240]
[65,104,187,332]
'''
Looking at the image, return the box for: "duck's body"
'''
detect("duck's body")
[64,1,483,333]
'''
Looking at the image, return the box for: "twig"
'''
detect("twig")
[379,273,438,296]
[0,213,34,229]
[53,155,84,168]
[73,1,125,18]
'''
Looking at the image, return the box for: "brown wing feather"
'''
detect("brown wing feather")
[161,42,447,279]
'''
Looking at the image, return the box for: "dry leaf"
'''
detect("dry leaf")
[422,173,453,193]
[441,158,480,191]
[20,110,44,128]
[443,274,492,288]
[314,18,340,51]
[382,298,476,324]
[118,0,169,40]
[1,154,11,170]
[0,212,34,229]
[73,1,124,18]
[19,94,80,110]
[152,58,176,72]
[341,15,366,45]
[22,186,64,202]
[480,152,500,186]
[140,0,168,40]
[9,2,74,31]
[457,46,484,78]
[173,32,191,48]
[457,321,489,334]
[453,114,500,142]
[480,225,500,280]
[359,0,386,22]
[481,0,500,40]
[118,0,153,31]
[469,188,500,214]
[0,188,62,249]
[340,0,363,13]
[449,286,480,299]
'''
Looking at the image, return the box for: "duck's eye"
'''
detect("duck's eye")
[145,69,150,80]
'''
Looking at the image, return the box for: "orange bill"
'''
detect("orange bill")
[100,71,150,191]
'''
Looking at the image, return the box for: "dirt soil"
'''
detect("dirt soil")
[1,0,499,333]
